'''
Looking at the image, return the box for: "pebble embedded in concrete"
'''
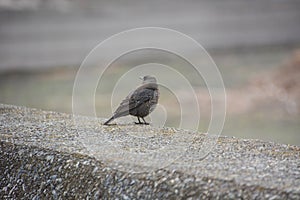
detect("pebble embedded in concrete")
[0,104,299,199]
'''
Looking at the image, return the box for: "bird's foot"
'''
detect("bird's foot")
[141,117,149,125]
[134,122,149,125]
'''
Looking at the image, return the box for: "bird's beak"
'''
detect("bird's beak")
[139,76,143,80]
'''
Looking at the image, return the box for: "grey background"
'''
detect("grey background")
[1,0,300,69]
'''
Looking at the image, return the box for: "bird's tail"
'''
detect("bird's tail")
[103,116,114,125]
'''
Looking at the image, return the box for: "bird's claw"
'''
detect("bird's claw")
[134,122,149,125]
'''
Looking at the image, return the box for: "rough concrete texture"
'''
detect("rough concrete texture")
[0,104,299,199]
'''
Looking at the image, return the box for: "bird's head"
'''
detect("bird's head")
[140,75,157,84]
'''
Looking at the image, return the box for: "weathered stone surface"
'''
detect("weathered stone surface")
[0,104,299,199]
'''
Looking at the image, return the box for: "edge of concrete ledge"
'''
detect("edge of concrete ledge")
[1,104,299,199]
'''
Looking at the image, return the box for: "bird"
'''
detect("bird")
[104,75,159,125]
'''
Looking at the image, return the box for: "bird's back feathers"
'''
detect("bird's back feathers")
[104,76,159,125]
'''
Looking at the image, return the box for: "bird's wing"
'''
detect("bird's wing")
[130,88,154,109]
[112,94,131,118]
[112,87,155,119]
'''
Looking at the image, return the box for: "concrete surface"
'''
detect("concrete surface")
[0,104,300,199]
[1,0,300,69]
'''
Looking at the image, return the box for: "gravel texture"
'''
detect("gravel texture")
[0,104,299,199]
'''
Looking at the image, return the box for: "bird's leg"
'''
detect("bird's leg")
[135,117,143,124]
[141,117,149,125]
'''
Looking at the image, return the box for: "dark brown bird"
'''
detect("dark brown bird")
[104,75,159,125]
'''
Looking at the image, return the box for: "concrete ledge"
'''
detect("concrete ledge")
[0,104,299,199]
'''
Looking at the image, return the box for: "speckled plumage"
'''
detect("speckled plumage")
[104,75,159,125]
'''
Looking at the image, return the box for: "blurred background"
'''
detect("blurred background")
[0,0,299,145]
